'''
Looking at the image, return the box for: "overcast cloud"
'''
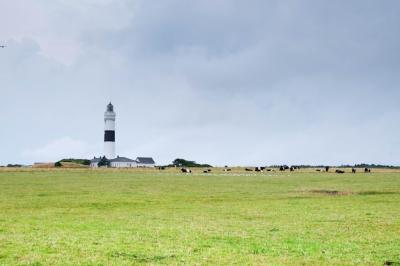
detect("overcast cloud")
[0,0,399,166]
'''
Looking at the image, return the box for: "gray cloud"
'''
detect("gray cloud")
[1,0,399,166]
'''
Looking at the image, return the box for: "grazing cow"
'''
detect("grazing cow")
[207,169,212,172]
[266,169,272,172]
[255,167,262,172]
[203,170,208,173]
[335,169,345,174]
[158,166,165,170]
[225,168,232,171]
[279,166,285,171]
[325,166,330,172]
[181,168,191,173]
[364,168,371,173]
[316,169,321,172]
[245,168,253,171]
[260,167,266,170]
[290,167,294,172]
[352,168,356,173]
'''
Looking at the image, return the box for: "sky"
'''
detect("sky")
[0,0,399,166]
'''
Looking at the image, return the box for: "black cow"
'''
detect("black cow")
[245,168,253,171]
[364,168,371,173]
[352,168,356,173]
[255,167,262,172]
[335,169,345,174]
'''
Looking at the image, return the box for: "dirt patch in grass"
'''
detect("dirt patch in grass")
[357,191,397,195]
[309,190,352,196]
[308,190,398,196]
[109,251,176,262]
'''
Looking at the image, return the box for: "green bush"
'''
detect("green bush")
[60,159,91,165]
[171,158,212,168]
[97,157,110,167]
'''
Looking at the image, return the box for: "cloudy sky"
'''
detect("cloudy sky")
[0,0,399,166]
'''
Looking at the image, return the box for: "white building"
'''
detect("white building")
[90,157,101,168]
[135,157,156,167]
[90,156,155,168]
[110,156,137,168]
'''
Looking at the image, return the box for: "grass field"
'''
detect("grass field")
[0,168,399,265]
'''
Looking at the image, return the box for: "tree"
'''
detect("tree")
[54,161,62,167]
[97,156,110,167]
[171,158,212,168]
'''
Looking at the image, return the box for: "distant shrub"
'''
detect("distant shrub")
[7,164,22,168]
[170,158,212,168]
[54,161,62,167]
[97,157,110,167]
[60,159,91,165]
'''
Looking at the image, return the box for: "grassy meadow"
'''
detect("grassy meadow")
[0,168,399,265]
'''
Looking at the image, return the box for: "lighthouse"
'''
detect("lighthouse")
[90,102,156,168]
[104,102,116,159]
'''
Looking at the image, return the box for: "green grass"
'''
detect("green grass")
[0,169,399,265]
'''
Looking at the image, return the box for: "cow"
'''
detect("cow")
[335,169,345,174]
[290,167,294,172]
[255,167,262,172]
[316,169,321,172]
[364,168,371,173]
[245,168,253,171]
[279,166,285,171]
[207,169,212,172]
[181,168,191,173]
[352,168,356,173]
[325,166,330,172]
[203,170,208,173]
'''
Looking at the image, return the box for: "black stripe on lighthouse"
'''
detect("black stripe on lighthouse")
[104,130,115,142]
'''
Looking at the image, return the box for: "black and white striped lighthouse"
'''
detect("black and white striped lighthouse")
[104,102,116,159]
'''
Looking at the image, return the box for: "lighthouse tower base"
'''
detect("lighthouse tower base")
[104,142,116,159]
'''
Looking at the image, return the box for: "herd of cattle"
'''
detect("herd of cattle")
[157,166,373,174]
